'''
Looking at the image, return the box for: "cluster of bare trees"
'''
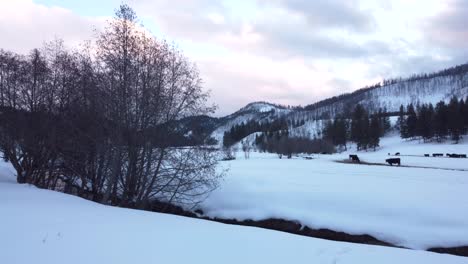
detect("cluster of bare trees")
[255,131,335,158]
[0,5,221,209]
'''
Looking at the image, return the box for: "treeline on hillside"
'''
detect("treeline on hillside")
[382,62,468,86]
[222,117,333,158]
[397,96,468,143]
[223,118,305,147]
[223,119,287,147]
[0,5,221,209]
[254,131,335,158]
[243,101,304,111]
[304,83,382,112]
[322,106,391,151]
[305,61,468,116]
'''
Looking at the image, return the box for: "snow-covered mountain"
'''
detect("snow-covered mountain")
[304,63,468,117]
[200,63,468,146]
[209,102,293,144]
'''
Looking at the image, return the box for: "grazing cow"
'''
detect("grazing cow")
[433,153,443,157]
[460,154,467,158]
[424,154,430,157]
[349,154,360,163]
[395,152,400,156]
[386,158,401,166]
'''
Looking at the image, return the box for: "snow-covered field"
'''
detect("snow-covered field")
[2,134,468,263]
[1,167,468,264]
[201,135,468,250]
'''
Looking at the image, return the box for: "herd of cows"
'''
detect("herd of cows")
[430,153,467,158]
[391,152,466,158]
[348,152,467,167]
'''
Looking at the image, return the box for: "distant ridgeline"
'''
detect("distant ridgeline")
[214,62,468,155]
[303,62,468,120]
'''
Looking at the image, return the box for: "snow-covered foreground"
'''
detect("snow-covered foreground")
[1,172,468,264]
[201,135,468,250]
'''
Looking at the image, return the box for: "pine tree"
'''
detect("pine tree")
[369,115,381,151]
[447,97,463,143]
[433,101,448,142]
[461,97,468,134]
[382,114,391,136]
[416,104,433,141]
[406,104,417,139]
[351,104,369,150]
[360,113,370,150]
[323,119,334,143]
[426,104,435,140]
[464,96,468,133]
[398,105,407,138]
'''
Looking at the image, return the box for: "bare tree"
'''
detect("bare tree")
[241,140,251,159]
[222,146,236,161]
[95,4,219,207]
[0,4,222,210]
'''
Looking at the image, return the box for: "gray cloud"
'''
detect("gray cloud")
[134,0,385,60]
[254,22,390,59]
[258,0,376,33]
[425,0,468,49]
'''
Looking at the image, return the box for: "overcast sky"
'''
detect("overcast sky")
[1,0,467,115]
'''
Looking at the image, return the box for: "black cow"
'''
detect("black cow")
[349,154,360,163]
[424,154,430,157]
[395,152,400,156]
[386,158,401,166]
[461,154,467,158]
[433,153,443,157]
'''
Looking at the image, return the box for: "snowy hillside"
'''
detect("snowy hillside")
[305,66,468,119]
[289,119,325,138]
[238,102,286,113]
[210,102,292,144]
[209,64,468,147]
[1,165,468,264]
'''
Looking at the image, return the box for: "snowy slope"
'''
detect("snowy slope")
[361,77,468,112]
[210,102,292,145]
[2,172,468,264]
[289,119,325,138]
[200,136,468,250]
[305,73,468,119]
[238,102,285,113]
[210,66,468,146]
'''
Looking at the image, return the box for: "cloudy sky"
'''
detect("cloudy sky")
[1,0,467,115]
